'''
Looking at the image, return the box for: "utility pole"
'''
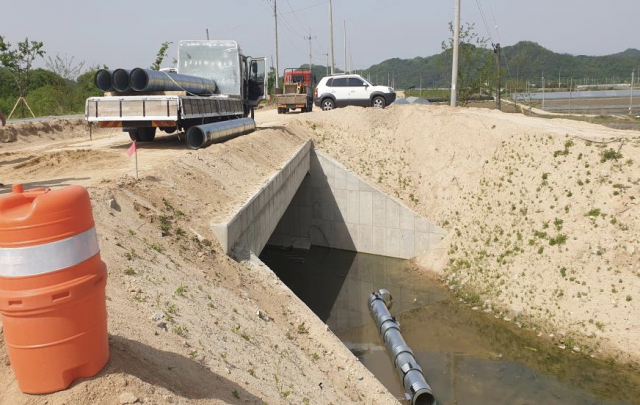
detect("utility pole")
[493,43,501,110]
[631,70,635,115]
[349,41,353,74]
[450,0,461,106]
[329,0,335,74]
[305,32,316,74]
[558,68,561,89]
[343,20,347,73]
[325,53,329,76]
[542,73,545,110]
[273,0,279,90]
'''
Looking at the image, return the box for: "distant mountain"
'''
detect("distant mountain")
[303,42,640,89]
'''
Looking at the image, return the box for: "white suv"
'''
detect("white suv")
[314,74,396,111]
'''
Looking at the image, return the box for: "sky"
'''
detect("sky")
[1,0,639,75]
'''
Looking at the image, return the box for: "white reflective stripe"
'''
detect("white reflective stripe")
[0,228,100,277]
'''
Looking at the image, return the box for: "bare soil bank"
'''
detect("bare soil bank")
[297,104,640,367]
[0,118,398,404]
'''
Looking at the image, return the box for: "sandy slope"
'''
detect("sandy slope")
[0,118,398,404]
[295,104,640,366]
[0,104,639,404]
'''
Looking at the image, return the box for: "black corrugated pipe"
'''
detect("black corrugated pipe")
[368,289,435,405]
[111,69,131,93]
[94,69,114,92]
[129,68,217,95]
[186,118,256,150]
[112,69,132,92]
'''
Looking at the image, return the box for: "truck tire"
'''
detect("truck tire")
[138,127,157,142]
[128,130,141,142]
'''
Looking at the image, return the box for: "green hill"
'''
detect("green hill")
[305,42,640,90]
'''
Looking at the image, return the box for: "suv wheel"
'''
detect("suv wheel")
[322,98,335,111]
[372,96,386,109]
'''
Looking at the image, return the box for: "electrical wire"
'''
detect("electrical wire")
[475,0,494,44]
[485,0,512,80]
[284,0,310,35]
[280,0,328,15]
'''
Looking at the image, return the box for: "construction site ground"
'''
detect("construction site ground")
[0,104,639,404]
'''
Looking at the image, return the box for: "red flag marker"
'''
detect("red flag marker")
[126,141,138,179]
[126,141,137,157]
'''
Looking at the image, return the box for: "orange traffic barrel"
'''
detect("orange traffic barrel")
[0,184,109,394]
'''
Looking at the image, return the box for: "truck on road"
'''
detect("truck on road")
[86,40,267,142]
[275,68,314,114]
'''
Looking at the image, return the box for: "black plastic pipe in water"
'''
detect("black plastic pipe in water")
[94,69,114,92]
[112,68,132,92]
[368,289,435,405]
[186,118,256,150]
[129,68,217,95]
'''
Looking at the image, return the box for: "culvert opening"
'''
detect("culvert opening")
[255,148,638,404]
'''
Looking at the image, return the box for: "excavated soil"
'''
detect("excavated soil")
[1,104,639,404]
[0,118,398,405]
[296,104,640,367]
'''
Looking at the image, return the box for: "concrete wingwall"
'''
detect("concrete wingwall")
[210,140,312,257]
[268,149,446,259]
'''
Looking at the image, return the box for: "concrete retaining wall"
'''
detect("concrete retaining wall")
[269,149,446,259]
[210,140,312,257]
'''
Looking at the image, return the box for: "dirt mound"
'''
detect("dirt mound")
[14,149,104,170]
[299,104,640,365]
[0,118,88,144]
[0,117,398,404]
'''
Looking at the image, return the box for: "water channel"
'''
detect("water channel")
[260,246,640,405]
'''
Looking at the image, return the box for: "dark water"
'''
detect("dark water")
[260,246,640,405]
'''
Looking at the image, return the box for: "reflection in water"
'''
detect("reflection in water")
[260,246,640,405]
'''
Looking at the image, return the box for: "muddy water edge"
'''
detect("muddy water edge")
[259,246,640,405]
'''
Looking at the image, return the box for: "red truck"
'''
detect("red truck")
[275,68,314,114]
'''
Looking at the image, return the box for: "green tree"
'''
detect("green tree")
[150,41,172,70]
[267,66,276,98]
[440,22,494,105]
[0,36,45,117]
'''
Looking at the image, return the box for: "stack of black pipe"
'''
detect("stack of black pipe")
[94,68,217,95]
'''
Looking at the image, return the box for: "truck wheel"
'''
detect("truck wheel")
[138,127,157,142]
[322,99,335,111]
[160,126,177,134]
[128,130,141,142]
[372,96,386,109]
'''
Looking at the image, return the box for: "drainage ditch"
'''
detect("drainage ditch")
[260,245,640,405]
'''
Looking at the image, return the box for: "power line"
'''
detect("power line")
[284,0,309,34]
[474,0,494,43]
[280,0,329,15]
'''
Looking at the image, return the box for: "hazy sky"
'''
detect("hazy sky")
[2,0,639,74]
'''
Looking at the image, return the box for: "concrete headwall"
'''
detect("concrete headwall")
[269,149,446,259]
[210,140,312,257]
